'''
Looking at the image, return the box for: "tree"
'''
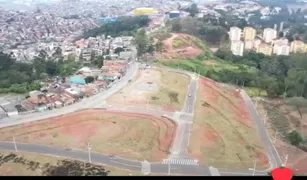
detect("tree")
[90,51,96,63]
[95,56,104,68]
[155,40,163,52]
[114,47,124,54]
[53,47,63,57]
[171,19,182,32]
[287,130,303,146]
[286,97,307,118]
[187,3,199,17]
[135,28,149,57]
[85,76,95,84]
[67,53,76,62]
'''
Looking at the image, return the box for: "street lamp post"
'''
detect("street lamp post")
[12,134,18,152]
[283,154,289,167]
[252,160,256,176]
[168,161,171,175]
[273,129,278,143]
[87,143,92,163]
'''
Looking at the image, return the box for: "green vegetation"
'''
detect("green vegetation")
[82,16,150,39]
[0,51,81,94]
[243,87,267,97]
[172,39,184,48]
[261,101,307,151]
[168,17,228,46]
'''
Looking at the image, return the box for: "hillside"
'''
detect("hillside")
[157,33,216,61]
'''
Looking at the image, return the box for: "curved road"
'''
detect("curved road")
[0,62,273,176]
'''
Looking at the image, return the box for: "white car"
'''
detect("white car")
[188,93,192,97]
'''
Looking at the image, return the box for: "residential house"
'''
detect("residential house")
[69,75,86,85]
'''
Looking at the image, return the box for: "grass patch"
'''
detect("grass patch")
[149,70,190,110]
[172,38,185,48]
[244,87,267,97]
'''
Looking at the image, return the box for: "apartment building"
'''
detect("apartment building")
[231,40,244,56]
[257,43,273,56]
[274,44,290,56]
[229,27,242,41]
[254,38,262,50]
[243,27,256,41]
[290,40,305,53]
[244,40,254,50]
[263,28,277,43]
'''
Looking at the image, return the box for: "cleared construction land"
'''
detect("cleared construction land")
[0,151,143,176]
[188,77,269,169]
[0,110,176,162]
[256,99,307,175]
[107,68,190,112]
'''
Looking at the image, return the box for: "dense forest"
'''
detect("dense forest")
[82,16,151,39]
[214,49,307,99]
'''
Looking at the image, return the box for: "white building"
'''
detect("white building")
[229,27,242,41]
[244,40,254,50]
[263,28,277,43]
[274,44,290,56]
[231,40,244,56]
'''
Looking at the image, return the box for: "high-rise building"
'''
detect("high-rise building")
[254,38,262,50]
[257,43,273,56]
[274,24,277,31]
[290,40,305,53]
[244,40,254,50]
[279,22,284,32]
[229,27,242,41]
[263,28,277,43]
[231,40,244,56]
[243,27,256,41]
[274,44,290,56]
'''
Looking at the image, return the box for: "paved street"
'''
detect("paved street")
[240,90,282,169]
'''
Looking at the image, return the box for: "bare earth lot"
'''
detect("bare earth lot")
[188,77,269,169]
[0,110,176,162]
[107,68,190,112]
[0,151,143,176]
[255,99,307,175]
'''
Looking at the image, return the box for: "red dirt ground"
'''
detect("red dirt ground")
[201,77,254,128]
[194,77,269,167]
[162,33,203,58]
[203,129,220,146]
[0,109,177,161]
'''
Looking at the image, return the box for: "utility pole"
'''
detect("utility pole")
[87,142,92,163]
[146,99,149,112]
[252,160,256,176]
[12,134,18,152]
[264,112,267,125]
[273,129,278,143]
[255,98,258,109]
[283,154,289,167]
[168,161,171,175]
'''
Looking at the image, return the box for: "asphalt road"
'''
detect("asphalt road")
[165,73,199,160]
[0,141,268,176]
[240,90,282,168]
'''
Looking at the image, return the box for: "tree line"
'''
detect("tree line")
[0,50,81,94]
[82,16,151,39]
